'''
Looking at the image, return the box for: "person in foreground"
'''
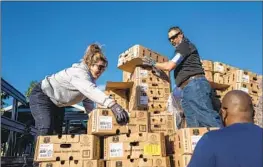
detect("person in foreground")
[29,43,129,136]
[188,90,263,167]
[142,26,222,127]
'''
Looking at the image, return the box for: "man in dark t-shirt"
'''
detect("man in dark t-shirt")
[142,26,222,127]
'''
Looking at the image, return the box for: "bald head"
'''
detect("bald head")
[221,90,254,126]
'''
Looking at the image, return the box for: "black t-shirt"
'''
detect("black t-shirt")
[173,37,204,87]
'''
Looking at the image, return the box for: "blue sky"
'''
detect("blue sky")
[2,1,262,97]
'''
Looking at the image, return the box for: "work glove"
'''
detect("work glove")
[110,103,129,125]
[152,66,162,77]
[141,56,156,67]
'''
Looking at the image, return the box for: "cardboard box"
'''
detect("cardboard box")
[173,154,192,167]
[118,45,168,72]
[223,70,236,85]
[87,109,129,136]
[204,70,213,82]
[250,82,260,96]
[107,157,171,167]
[236,70,251,83]
[97,82,133,110]
[131,67,170,85]
[104,132,166,160]
[34,135,100,162]
[137,156,171,167]
[213,62,227,73]
[88,109,149,135]
[250,72,258,83]
[149,112,175,135]
[123,71,131,82]
[129,95,167,112]
[213,73,224,84]
[98,89,129,110]
[39,160,105,167]
[129,85,169,112]
[174,128,219,154]
[232,82,259,95]
[106,160,136,167]
[250,94,259,105]
[201,60,213,71]
[165,134,176,155]
[128,110,149,133]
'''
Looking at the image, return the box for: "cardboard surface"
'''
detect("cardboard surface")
[201,60,213,71]
[105,82,134,91]
[174,128,219,154]
[106,157,171,167]
[173,154,192,167]
[87,109,129,136]
[87,109,149,135]
[104,132,166,160]
[34,135,100,162]
[39,160,105,167]
[118,45,169,73]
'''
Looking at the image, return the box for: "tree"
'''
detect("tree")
[1,91,10,114]
[25,81,38,98]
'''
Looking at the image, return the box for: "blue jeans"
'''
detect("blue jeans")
[181,77,223,127]
[29,83,65,136]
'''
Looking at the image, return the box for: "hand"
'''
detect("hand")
[141,56,156,67]
[110,103,129,125]
[152,66,162,77]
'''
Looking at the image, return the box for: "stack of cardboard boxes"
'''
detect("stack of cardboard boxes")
[34,134,104,167]
[97,44,174,167]
[33,44,261,167]
[201,60,262,127]
[170,127,218,167]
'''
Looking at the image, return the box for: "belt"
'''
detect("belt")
[179,74,205,89]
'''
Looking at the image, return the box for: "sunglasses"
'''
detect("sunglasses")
[168,32,181,41]
[93,64,106,71]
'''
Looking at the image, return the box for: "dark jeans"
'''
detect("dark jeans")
[29,83,65,136]
[181,77,223,127]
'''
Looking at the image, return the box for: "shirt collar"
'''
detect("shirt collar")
[81,62,96,82]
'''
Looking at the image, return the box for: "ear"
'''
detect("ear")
[179,33,184,39]
[220,107,226,118]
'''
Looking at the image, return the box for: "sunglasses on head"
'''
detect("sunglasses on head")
[168,32,181,41]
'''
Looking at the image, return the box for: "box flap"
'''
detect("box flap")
[118,58,143,73]
[105,81,134,91]
[209,81,230,90]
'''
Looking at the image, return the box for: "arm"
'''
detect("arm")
[82,98,95,114]
[187,134,215,167]
[70,70,115,108]
[155,61,176,71]
[155,41,192,71]
[69,68,129,125]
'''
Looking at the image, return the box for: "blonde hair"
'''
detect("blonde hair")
[82,43,108,68]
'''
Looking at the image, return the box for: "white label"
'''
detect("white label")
[140,84,148,91]
[191,136,202,151]
[38,144,53,158]
[118,57,124,66]
[242,75,250,83]
[99,116,112,130]
[140,96,148,105]
[140,69,148,77]
[240,87,249,93]
[216,65,224,73]
[109,143,123,157]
